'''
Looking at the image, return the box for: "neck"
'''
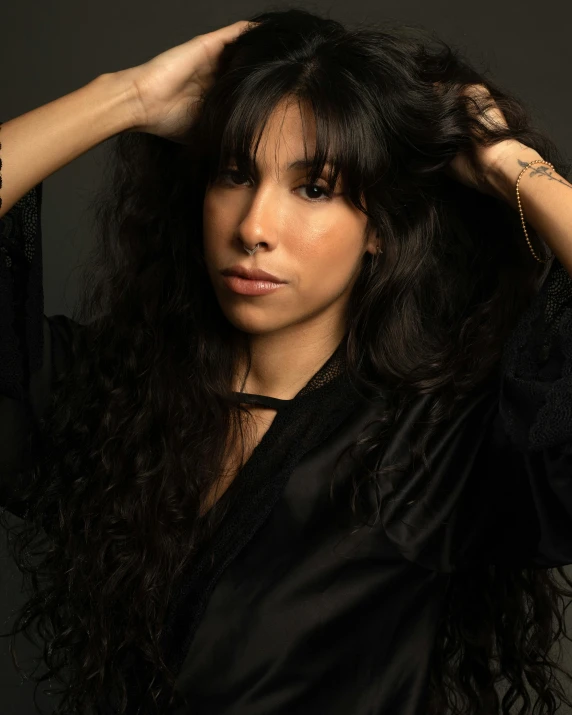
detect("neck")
[233,316,346,400]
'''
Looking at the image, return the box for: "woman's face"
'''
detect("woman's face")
[202,97,378,337]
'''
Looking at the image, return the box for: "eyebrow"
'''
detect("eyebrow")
[227,157,333,172]
[286,158,333,171]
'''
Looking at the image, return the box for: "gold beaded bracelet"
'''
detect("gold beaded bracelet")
[515,158,554,264]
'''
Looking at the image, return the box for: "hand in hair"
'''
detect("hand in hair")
[443,82,543,201]
[123,20,256,143]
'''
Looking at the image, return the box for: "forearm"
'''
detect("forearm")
[488,143,572,277]
[0,71,139,218]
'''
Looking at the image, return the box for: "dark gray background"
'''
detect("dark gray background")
[1,0,571,711]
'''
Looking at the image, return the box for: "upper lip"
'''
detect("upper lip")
[221,264,286,283]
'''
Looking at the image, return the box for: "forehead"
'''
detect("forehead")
[250,98,317,169]
[211,91,345,191]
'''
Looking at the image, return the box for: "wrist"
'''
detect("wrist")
[484,140,545,210]
[94,70,146,133]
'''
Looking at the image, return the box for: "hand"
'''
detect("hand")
[120,20,254,143]
[443,83,542,204]
[443,83,510,198]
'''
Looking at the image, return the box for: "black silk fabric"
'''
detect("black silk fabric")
[2,184,572,715]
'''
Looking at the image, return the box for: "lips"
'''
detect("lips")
[221,264,286,283]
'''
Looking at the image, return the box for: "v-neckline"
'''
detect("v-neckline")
[231,391,293,411]
[198,393,293,521]
[199,340,349,521]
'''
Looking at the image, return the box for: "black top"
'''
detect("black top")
[231,391,294,410]
[2,183,572,715]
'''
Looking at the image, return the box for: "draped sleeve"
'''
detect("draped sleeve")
[499,256,572,452]
[378,255,572,573]
[0,180,77,520]
[488,255,572,567]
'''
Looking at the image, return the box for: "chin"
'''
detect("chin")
[224,316,280,335]
[218,306,289,336]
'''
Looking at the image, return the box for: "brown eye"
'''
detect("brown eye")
[297,183,333,201]
[217,170,250,186]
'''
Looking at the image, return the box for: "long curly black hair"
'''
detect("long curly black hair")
[2,6,572,714]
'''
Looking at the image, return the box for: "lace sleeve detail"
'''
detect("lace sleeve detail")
[499,256,572,451]
[0,142,45,402]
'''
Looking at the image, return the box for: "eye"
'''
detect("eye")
[297,184,333,202]
[217,169,250,186]
[215,170,334,202]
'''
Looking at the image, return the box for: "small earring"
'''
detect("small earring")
[369,246,382,279]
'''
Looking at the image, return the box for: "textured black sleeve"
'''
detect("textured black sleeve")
[498,256,572,453]
[0,179,45,402]
[0,152,77,520]
[485,255,572,567]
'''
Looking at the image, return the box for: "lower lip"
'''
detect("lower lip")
[222,275,287,295]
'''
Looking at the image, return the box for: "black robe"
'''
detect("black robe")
[1,183,572,715]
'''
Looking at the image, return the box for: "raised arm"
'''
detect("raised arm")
[0,20,255,522]
[0,72,139,217]
[0,74,140,521]
[0,18,256,217]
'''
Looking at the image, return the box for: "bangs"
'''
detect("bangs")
[199,63,384,216]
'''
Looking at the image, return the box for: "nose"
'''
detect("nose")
[235,183,279,254]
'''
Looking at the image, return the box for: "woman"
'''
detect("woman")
[1,7,572,715]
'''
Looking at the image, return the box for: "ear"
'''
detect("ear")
[364,224,381,256]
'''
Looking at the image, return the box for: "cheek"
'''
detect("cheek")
[299,230,361,278]
[202,193,234,255]
[202,192,221,235]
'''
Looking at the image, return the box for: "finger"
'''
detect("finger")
[212,19,258,42]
